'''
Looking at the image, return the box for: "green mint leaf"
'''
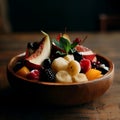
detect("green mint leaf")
[60,37,71,54]
[71,42,78,49]
[52,39,64,49]
[52,36,78,55]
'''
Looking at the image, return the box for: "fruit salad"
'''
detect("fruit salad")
[13,31,109,83]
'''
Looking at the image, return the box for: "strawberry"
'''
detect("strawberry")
[83,53,96,62]
[80,58,91,73]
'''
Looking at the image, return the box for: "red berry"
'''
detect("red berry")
[26,69,40,80]
[56,33,62,41]
[73,38,82,44]
[80,58,91,73]
[83,54,96,62]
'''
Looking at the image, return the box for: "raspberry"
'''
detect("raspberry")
[73,38,82,44]
[43,68,55,82]
[80,58,91,73]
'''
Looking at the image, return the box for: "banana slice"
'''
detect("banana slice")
[67,60,81,76]
[64,54,74,62]
[56,70,72,83]
[72,73,88,83]
[51,57,69,73]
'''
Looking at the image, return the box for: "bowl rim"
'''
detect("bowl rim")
[7,52,114,86]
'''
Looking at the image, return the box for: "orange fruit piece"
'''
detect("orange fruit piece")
[16,66,30,78]
[85,68,102,80]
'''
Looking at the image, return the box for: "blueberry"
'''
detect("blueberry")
[42,58,51,69]
[73,51,82,62]
[33,42,39,50]
[13,60,24,72]
[27,42,34,49]
[27,42,39,50]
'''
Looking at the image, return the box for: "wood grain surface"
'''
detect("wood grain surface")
[0,32,120,120]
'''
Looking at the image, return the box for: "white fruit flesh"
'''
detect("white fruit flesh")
[56,70,72,83]
[72,73,88,83]
[26,32,51,65]
[51,57,69,73]
[79,50,94,56]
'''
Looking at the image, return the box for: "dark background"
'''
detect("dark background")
[7,0,120,32]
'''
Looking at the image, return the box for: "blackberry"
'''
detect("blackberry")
[73,51,83,62]
[43,68,55,82]
[42,58,51,69]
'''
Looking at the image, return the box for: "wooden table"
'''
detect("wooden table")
[0,32,119,119]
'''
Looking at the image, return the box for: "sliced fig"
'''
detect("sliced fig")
[25,31,51,66]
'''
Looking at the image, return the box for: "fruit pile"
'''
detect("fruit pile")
[13,31,109,83]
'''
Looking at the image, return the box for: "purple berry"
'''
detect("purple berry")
[43,68,55,82]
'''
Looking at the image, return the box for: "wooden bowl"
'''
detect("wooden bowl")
[7,53,114,106]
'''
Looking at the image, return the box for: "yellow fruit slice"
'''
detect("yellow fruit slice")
[64,54,74,62]
[85,68,102,80]
[56,70,72,83]
[51,57,69,73]
[62,33,71,42]
[72,73,88,83]
[16,66,30,78]
[67,60,81,76]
